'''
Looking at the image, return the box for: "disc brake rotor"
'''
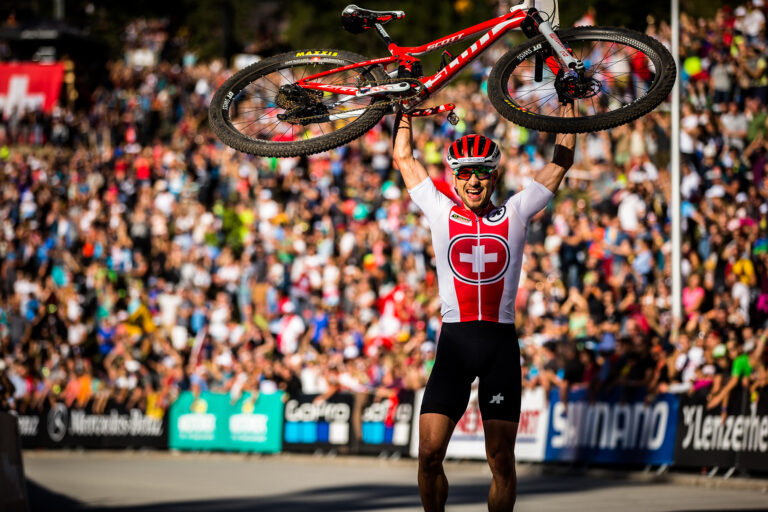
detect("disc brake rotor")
[555,72,601,101]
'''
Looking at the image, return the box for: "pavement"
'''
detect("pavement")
[22,450,768,512]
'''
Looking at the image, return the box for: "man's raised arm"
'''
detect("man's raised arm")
[534,103,577,194]
[392,113,429,190]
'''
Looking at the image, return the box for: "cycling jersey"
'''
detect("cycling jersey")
[408,177,553,323]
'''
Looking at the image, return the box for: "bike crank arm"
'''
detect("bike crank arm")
[355,81,412,97]
[407,103,455,117]
[406,103,459,124]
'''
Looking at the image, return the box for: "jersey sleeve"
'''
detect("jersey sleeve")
[507,180,554,225]
[407,177,455,226]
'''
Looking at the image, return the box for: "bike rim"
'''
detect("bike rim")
[502,34,664,119]
[224,60,381,145]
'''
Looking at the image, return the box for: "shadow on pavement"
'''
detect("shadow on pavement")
[27,479,86,511]
[27,474,667,512]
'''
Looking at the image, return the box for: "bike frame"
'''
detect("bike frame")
[296,0,576,104]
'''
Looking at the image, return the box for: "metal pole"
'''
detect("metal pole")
[670,0,682,338]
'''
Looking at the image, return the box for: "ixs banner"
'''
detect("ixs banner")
[674,392,768,471]
[408,386,550,461]
[0,63,64,118]
[356,391,415,455]
[283,394,354,452]
[545,389,678,465]
[169,391,283,453]
[16,401,166,449]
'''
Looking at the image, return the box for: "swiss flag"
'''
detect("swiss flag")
[0,63,64,119]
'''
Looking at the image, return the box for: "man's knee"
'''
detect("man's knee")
[418,440,446,472]
[487,450,515,479]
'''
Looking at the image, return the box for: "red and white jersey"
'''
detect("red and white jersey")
[408,177,553,324]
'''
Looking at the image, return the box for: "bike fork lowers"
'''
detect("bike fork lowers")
[521,8,582,79]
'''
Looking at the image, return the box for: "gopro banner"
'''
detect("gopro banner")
[283,394,354,452]
[545,389,678,465]
[16,401,166,449]
[356,391,415,455]
[674,392,768,471]
[169,391,283,453]
[409,386,550,461]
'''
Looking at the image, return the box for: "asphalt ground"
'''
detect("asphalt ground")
[22,451,768,512]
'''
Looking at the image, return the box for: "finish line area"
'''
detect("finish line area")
[24,451,768,512]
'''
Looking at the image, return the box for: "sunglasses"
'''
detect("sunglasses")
[453,166,495,180]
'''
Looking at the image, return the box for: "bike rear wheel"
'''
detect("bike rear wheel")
[209,50,388,157]
[487,27,676,133]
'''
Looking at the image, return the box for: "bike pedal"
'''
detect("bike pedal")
[447,112,459,125]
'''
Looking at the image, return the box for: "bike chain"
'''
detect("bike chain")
[282,77,424,124]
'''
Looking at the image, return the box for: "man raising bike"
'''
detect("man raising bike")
[393,103,576,511]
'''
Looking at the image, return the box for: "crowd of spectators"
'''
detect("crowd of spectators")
[0,4,767,419]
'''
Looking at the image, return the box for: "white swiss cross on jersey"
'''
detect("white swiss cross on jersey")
[408,177,553,323]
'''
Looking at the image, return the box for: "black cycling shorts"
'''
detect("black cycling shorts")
[421,321,521,423]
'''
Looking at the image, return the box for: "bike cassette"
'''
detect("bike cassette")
[275,84,329,125]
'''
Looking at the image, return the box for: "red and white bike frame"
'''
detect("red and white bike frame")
[296,0,577,109]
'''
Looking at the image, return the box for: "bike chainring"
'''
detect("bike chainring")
[275,78,424,125]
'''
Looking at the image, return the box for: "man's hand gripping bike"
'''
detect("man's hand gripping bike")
[209,0,675,157]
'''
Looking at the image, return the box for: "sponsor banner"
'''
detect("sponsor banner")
[356,391,415,455]
[409,386,549,461]
[545,389,678,465]
[674,391,768,471]
[0,62,64,117]
[283,394,354,452]
[0,412,29,512]
[169,391,283,453]
[515,388,549,462]
[16,401,166,449]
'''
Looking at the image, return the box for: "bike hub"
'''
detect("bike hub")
[555,72,601,101]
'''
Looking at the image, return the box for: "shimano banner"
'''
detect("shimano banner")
[16,401,167,449]
[169,391,283,453]
[283,394,354,452]
[356,391,415,455]
[545,389,678,465]
[674,391,768,471]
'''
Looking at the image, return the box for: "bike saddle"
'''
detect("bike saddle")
[342,4,405,34]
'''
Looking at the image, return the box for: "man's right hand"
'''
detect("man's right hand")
[392,113,428,190]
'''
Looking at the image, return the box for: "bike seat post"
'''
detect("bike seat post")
[373,22,395,49]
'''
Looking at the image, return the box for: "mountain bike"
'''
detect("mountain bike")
[209,0,676,157]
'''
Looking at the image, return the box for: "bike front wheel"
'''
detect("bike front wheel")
[487,27,676,133]
[209,49,388,157]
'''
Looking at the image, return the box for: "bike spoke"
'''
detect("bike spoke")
[503,33,662,119]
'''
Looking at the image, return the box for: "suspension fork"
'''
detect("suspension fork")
[521,8,582,80]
